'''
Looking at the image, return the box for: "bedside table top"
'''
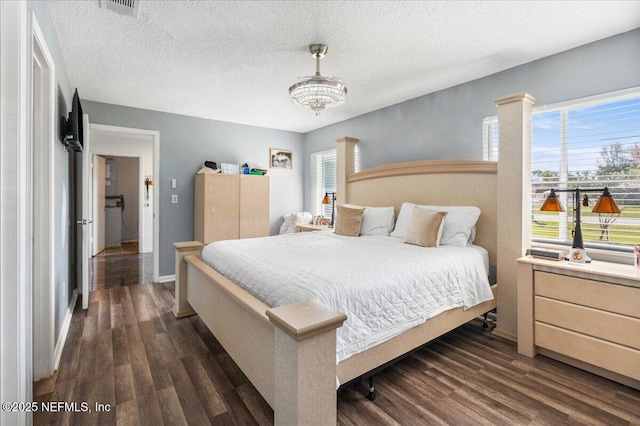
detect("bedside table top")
[518,255,640,288]
[296,224,332,232]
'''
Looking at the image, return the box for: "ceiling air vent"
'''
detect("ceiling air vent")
[100,0,140,18]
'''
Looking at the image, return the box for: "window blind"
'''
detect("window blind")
[531,94,640,249]
[310,149,337,218]
[482,91,640,251]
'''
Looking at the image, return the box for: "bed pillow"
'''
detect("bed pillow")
[391,202,481,247]
[278,212,313,234]
[405,207,447,247]
[343,204,395,236]
[390,202,417,240]
[335,206,365,237]
[420,205,481,247]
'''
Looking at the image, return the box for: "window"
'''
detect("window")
[310,145,360,218]
[482,91,640,251]
[310,149,337,218]
[482,116,499,161]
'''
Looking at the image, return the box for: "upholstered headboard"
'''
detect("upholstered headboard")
[345,160,498,266]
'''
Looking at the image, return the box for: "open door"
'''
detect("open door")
[78,114,91,309]
[92,154,106,256]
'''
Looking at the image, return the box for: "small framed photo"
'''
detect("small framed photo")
[270,149,292,169]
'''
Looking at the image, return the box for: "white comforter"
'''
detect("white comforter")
[201,232,493,363]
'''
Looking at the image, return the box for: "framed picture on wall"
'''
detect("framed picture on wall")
[270,148,293,169]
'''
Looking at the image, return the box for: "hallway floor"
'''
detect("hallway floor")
[90,245,153,291]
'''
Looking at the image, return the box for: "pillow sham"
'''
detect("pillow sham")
[335,206,365,237]
[405,207,447,247]
[278,211,313,234]
[343,204,395,236]
[390,202,481,247]
[390,202,418,239]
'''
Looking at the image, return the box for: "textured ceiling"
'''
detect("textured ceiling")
[47,1,640,133]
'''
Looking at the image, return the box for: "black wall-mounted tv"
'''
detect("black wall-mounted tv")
[62,89,83,152]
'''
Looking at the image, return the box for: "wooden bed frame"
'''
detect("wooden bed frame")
[174,147,498,425]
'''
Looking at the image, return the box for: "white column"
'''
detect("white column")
[493,92,536,340]
[335,137,358,205]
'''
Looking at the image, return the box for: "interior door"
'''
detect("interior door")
[79,113,91,309]
[92,154,106,256]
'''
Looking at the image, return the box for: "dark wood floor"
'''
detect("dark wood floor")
[90,245,153,291]
[35,254,640,425]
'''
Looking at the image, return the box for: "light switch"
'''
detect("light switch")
[171,179,177,189]
[171,194,178,204]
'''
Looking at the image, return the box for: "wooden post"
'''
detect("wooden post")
[493,92,536,340]
[267,300,347,426]
[335,137,358,205]
[517,260,537,357]
[172,241,204,318]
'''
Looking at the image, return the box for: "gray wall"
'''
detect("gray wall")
[82,102,305,277]
[302,28,640,211]
[28,0,74,343]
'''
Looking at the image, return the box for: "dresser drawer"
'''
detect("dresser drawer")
[535,322,640,381]
[535,296,640,350]
[534,271,640,318]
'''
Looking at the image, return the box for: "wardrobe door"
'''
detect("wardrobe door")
[195,174,240,244]
[239,176,269,239]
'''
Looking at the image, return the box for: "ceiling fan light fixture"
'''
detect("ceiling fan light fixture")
[289,44,347,116]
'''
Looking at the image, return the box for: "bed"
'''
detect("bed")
[174,153,498,425]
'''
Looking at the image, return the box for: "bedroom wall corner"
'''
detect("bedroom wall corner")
[494,92,536,341]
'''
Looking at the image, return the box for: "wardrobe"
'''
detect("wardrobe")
[194,174,270,244]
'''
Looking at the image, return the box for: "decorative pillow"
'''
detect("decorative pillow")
[343,204,395,236]
[335,206,365,237]
[405,207,448,247]
[390,202,481,247]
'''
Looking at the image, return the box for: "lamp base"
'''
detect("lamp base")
[568,248,591,264]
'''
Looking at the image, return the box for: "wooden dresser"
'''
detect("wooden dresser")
[194,174,269,244]
[517,256,640,389]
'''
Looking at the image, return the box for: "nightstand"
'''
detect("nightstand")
[295,224,332,233]
[517,256,640,389]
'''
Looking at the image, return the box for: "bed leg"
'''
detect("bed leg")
[366,376,376,401]
[172,241,204,319]
[267,300,347,426]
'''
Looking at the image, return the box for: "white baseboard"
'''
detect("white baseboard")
[53,292,77,370]
[158,274,176,283]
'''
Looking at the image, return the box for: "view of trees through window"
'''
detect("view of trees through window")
[485,93,640,250]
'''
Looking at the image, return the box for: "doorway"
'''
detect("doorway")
[91,154,153,289]
[88,124,160,286]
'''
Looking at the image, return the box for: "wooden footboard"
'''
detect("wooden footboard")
[174,242,347,426]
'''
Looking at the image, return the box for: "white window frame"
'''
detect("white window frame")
[482,87,640,261]
[310,149,337,218]
[310,144,360,219]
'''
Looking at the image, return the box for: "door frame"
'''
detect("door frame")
[29,11,57,381]
[92,154,106,256]
[1,2,31,424]
[89,124,160,282]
